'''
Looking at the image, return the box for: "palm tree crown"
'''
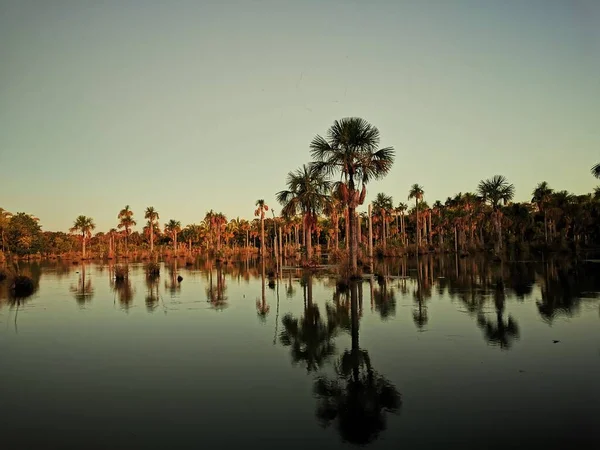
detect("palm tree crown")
[477,175,515,209]
[592,163,600,179]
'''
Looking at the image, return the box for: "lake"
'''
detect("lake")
[1,257,599,449]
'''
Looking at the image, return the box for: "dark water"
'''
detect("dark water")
[1,257,599,449]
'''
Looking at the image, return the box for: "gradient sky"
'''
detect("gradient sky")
[1,0,599,232]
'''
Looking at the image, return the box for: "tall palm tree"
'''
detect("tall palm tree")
[276,164,331,261]
[591,163,600,179]
[408,184,424,246]
[311,117,395,273]
[70,215,95,259]
[144,207,159,254]
[164,219,182,253]
[477,175,515,252]
[531,182,553,243]
[372,193,393,250]
[117,205,136,256]
[254,200,269,257]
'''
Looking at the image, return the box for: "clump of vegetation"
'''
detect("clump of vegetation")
[114,265,129,281]
[145,262,160,277]
[336,278,349,293]
[0,268,7,282]
[10,275,35,298]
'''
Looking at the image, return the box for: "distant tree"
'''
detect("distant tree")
[254,200,269,257]
[6,212,42,256]
[164,219,182,252]
[477,175,515,252]
[70,215,95,259]
[531,182,553,243]
[408,184,424,246]
[144,207,159,253]
[117,205,136,255]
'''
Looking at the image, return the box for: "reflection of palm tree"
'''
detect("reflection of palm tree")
[256,258,269,320]
[145,275,160,312]
[412,268,428,330]
[313,281,401,445]
[165,260,181,297]
[113,278,135,310]
[477,280,519,349]
[70,264,94,305]
[279,273,337,372]
[371,276,396,320]
[206,261,228,310]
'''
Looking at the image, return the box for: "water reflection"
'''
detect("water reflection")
[70,264,94,306]
[280,273,338,372]
[313,280,401,445]
[145,274,160,312]
[206,260,228,310]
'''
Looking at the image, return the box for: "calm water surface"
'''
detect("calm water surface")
[1,257,599,449]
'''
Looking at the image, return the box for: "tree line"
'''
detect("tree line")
[1,119,599,268]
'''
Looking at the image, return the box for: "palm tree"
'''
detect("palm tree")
[591,163,600,179]
[276,164,331,261]
[408,184,424,246]
[531,182,553,243]
[70,215,95,259]
[164,219,182,253]
[144,207,159,254]
[255,200,269,257]
[117,205,136,256]
[372,193,393,250]
[477,175,515,252]
[311,117,395,273]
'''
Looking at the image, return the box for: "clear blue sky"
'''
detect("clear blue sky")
[1,0,598,232]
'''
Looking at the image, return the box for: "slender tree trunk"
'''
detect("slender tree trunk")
[335,216,339,250]
[368,204,373,261]
[416,200,420,247]
[544,211,548,244]
[382,212,387,250]
[345,207,350,250]
[82,232,86,259]
[260,218,265,257]
[357,215,362,249]
[349,206,358,273]
[305,218,312,262]
[150,223,154,254]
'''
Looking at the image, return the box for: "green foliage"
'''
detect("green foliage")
[6,213,43,256]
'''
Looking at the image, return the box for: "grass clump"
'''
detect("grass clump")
[145,262,160,277]
[114,265,129,281]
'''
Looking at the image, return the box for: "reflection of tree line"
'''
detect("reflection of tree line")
[280,274,402,445]
[2,257,598,324]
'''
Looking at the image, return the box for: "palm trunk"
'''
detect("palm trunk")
[335,215,339,250]
[82,232,86,259]
[544,211,548,243]
[349,206,358,273]
[305,218,312,262]
[368,204,373,260]
[382,212,386,250]
[260,218,265,257]
[357,214,362,249]
[150,223,154,254]
[345,207,350,250]
[416,200,420,246]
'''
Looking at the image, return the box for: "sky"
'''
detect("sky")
[1,0,599,232]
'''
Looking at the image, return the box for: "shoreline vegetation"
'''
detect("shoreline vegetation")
[1,120,599,274]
